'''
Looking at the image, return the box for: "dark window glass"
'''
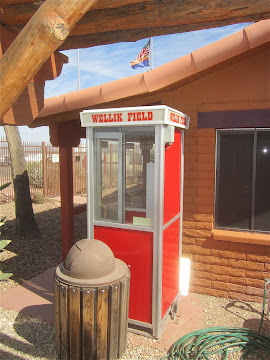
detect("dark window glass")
[216,130,270,232]
[217,133,253,229]
[254,132,270,231]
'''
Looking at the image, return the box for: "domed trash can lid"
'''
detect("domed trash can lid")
[55,239,129,286]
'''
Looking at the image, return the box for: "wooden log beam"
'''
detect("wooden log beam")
[60,14,269,50]
[2,0,269,41]
[71,0,270,36]
[0,0,98,119]
[2,0,269,29]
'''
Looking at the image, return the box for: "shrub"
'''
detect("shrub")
[27,161,43,188]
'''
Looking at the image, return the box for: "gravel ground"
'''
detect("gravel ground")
[0,201,270,359]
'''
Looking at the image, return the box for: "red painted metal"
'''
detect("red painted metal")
[94,226,153,324]
[163,130,181,224]
[162,218,180,318]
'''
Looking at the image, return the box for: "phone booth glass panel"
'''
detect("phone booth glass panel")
[81,106,189,338]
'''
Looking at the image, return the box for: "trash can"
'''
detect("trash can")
[54,239,130,360]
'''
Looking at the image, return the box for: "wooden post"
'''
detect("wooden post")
[59,145,74,260]
[50,120,82,261]
[0,0,98,118]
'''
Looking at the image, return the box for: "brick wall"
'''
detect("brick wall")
[182,126,270,303]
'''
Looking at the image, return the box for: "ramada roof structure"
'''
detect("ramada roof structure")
[32,20,270,128]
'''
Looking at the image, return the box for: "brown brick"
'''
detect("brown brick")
[195,238,229,250]
[182,253,193,261]
[211,249,246,260]
[211,265,246,277]
[198,153,215,163]
[193,263,211,272]
[184,170,198,180]
[185,129,215,138]
[182,228,212,239]
[197,171,215,180]
[195,196,213,206]
[194,271,212,280]
[197,144,215,154]
[246,270,270,280]
[197,222,212,231]
[184,195,197,204]
[229,242,267,255]
[183,213,213,222]
[183,204,197,213]
[195,239,208,246]
[265,263,270,271]
[228,292,263,303]
[197,136,215,146]
[211,281,246,293]
[185,153,198,162]
[183,221,197,229]
[182,236,196,245]
[197,162,215,171]
[191,278,211,287]
[229,277,265,288]
[185,144,199,154]
[194,286,228,298]
[197,205,214,214]
[185,136,197,145]
[194,255,228,266]
[196,271,229,282]
[184,188,197,197]
[183,244,211,256]
[184,161,198,171]
[197,188,214,197]
[246,286,264,297]
[186,179,214,189]
[246,254,270,263]
[227,259,264,271]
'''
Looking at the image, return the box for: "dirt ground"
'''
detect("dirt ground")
[0,200,269,359]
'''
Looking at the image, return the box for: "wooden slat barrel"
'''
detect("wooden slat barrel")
[54,274,130,360]
[54,239,130,360]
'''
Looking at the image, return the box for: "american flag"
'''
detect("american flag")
[130,39,150,69]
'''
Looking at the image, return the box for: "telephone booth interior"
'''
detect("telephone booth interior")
[80,105,189,338]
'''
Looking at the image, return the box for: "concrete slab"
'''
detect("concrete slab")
[0,268,203,349]
[0,267,55,323]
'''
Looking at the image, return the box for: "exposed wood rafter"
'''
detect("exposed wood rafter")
[0,0,269,119]
[1,0,269,50]
[0,0,98,118]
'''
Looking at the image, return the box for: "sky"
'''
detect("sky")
[0,22,252,143]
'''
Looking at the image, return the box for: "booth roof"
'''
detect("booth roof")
[32,20,270,127]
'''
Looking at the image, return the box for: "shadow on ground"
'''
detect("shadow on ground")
[225,299,270,336]
[0,203,87,286]
[0,310,57,360]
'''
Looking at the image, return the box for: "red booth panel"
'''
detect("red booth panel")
[162,219,180,318]
[163,130,181,225]
[94,226,153,324]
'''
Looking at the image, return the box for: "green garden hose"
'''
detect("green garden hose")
[162,279,270,360]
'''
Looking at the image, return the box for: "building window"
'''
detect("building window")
[215,129,270,232]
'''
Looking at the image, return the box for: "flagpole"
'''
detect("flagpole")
[150,37,153,70]
[77,49,80,90]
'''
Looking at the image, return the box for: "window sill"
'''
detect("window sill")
[212,229,270,246]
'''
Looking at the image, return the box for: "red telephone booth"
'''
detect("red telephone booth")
[80,105,189,338]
